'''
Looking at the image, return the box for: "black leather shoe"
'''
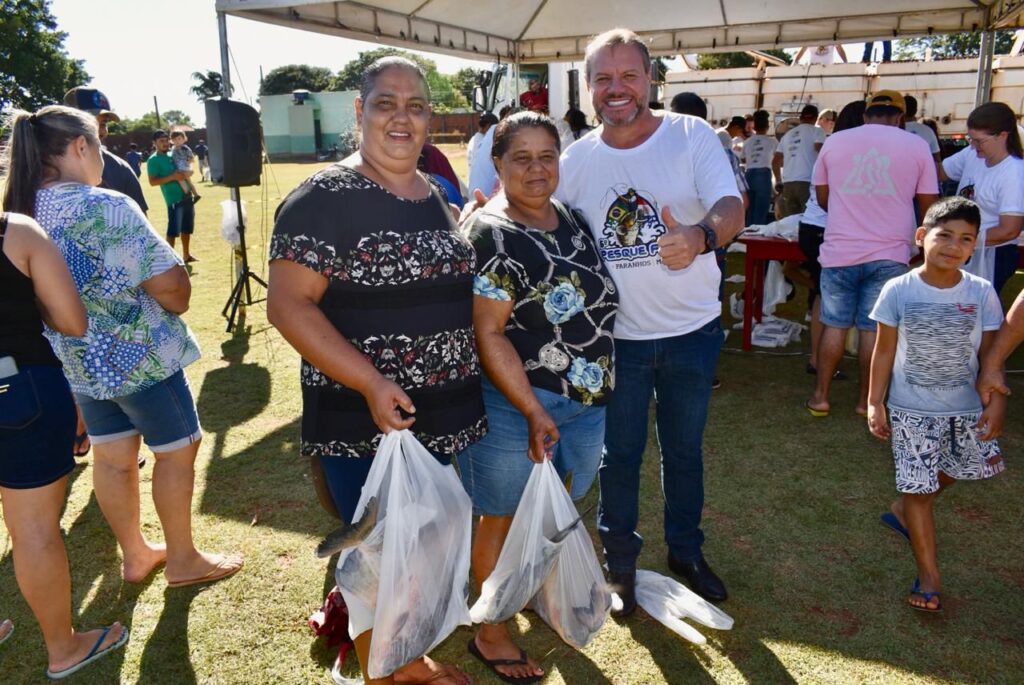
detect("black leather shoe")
[667,554,728,602]
[609,570,637,618]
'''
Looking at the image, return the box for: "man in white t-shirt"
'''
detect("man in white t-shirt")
[772,104,827,218]
[557,28,744,614]
[467,113,499,197]
[716,116,747,155]
[903,95,942,173]
[806,90,938,417]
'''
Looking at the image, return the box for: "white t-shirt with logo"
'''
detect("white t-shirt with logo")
[556,113,740,340]
[777,123,827,183]
[742,134,778,170]
[905,121,941,155]
[943,148,1024,281]
[870,270,1003,415]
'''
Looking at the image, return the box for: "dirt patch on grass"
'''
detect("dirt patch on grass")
[808,605,862,637]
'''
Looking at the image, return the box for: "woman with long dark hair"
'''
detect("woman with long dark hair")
[1,150,127,676]
[2,106,241,598]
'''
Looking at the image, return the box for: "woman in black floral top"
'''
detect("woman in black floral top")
[267,57,480,685]
[458,112,618,682]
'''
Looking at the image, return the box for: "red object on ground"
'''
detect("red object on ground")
[309,586,354,665]
[737,235,807,351]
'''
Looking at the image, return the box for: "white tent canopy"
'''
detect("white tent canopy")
[217,0,1024,62]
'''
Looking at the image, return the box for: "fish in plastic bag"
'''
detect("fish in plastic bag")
[330,430,473,679]
[469,460,594,625]
[526,461,612,648]
[634,569,734,644]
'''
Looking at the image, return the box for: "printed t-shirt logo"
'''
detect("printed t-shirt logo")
[838,148,896,196]
[599,185,666,263]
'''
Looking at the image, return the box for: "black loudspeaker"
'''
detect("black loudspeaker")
[204,99,262,187]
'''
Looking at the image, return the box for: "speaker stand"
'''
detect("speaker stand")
[221,189,267,332]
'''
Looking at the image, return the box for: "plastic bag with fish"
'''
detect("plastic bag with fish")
[328,430,473,679]
[470,461,593,625]
[527,461,611,648]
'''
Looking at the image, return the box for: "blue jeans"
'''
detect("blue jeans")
[598,319,723,571]
[820,260,907,331]
[457,378,605,516]
[745,168,773,227]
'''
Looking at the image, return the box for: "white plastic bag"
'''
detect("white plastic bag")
[634,569,734,645]
[470,462,573,625]
[761,260,792,316]
[220,199,244,246]
[527,461,611,648]
[334,430,472,679]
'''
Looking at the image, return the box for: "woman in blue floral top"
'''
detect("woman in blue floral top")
[3,106,241,596]
[458,112,618,683]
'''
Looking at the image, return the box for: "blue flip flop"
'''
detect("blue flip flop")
[46,624,128,680]
[909,578,942,613]
[880,512,910,542]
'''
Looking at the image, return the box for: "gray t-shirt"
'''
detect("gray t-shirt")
[870,269,1003,415]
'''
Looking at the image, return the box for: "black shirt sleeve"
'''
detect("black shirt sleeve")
[101,150,149,213]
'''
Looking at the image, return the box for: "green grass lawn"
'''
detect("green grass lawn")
[1,147,1022,684]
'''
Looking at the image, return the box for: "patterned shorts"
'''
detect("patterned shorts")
[890,408,1004,494]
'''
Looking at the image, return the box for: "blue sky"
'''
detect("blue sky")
[50,0,492,123]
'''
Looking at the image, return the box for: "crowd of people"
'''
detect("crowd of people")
[1,24,1023,684]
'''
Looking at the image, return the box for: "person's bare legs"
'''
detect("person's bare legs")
[91,435,166,581]
[807,325,847,413]
[180,233,193,262]
[150,439,241,584]
[352,631,392,684]
[467,514,543,681]
[889,473,955,534]
[903,488,943,610]
[352,629,472,685]
[1,480,125,672]
[809,298,823,369]
[855,328,876,415]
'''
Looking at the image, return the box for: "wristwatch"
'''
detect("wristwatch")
[695,221,717,255]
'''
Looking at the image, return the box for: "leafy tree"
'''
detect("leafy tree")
[0,0,91,110]
[895,31,1015,60]
[109,110,193,135]
[190,70,232,101]
[696,50,790,70]
[332,47,436,92]
[259,64,333,95]
[451,67,479,102]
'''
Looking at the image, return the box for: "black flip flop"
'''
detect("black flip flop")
[467,637,543,684]
[73,431,91,457]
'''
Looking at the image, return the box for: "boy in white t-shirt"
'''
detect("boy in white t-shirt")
[867,197,1006,613]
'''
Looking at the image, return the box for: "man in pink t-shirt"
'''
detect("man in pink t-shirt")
[806,90,939,417]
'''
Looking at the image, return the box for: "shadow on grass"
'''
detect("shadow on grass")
[195,325,332,536]
[137,587,203,685]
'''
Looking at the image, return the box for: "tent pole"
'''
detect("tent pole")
[217,11,243,292]
[218,12,232,96]
[975,23,995,106]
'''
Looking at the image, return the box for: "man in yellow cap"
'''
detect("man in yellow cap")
[805,89,939,417]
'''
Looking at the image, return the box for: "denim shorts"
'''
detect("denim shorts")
[0,365,76,489]
[167,199,195,238]
[456,378,605,516]
[820,260,907,330]
[75,370,201,453]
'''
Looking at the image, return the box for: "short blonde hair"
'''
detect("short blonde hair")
[584,28,651,81]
